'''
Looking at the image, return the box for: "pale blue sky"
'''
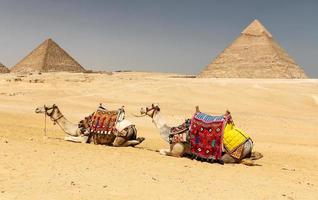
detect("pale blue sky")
[0,0,317,77]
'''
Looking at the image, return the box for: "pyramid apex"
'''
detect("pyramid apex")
[45,38,54,42]
[241,19,272,37]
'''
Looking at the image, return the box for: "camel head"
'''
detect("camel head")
[140,103,160,118]
[35,104,63,122]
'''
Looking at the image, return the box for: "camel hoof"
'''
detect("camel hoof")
[137,137,145,143]
[159,149,169,156]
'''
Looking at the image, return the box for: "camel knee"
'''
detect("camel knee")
[170,143,186,157]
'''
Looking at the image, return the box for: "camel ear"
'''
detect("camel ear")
[151,103,154,108]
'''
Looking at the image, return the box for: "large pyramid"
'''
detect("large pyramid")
[0,62,9,73]
[198,19,307,78]
[11,38,85,73]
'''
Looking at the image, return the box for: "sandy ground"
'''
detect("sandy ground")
[0,72,317,200]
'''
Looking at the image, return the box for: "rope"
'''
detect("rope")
[44,112,47,137]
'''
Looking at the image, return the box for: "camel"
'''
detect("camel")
[35,104,145,147]
[139,104,263,165]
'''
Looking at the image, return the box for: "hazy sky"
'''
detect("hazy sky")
[0,0,317,77]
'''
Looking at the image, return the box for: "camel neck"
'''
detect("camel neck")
[152,112,166,129]
[152,112,171,143]
[54,115,78,136]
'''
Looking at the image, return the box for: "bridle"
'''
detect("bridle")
[44,104,64,124]
[142,104,160,118]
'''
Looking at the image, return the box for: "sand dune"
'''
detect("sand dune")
[0,72,317,199]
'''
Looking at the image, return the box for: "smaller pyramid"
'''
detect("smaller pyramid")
[0,62,9,73]
[11,38,86,73]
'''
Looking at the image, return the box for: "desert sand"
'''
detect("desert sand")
[0,72,317,200]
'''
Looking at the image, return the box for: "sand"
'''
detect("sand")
[0,72,317,200]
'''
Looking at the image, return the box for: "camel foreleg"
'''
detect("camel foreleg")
[112,137,145,147]
[64,135,88,143]
[159,143,188,157]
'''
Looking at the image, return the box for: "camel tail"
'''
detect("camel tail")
[240,159,261,166]
[240,151,263,166]
[250,151,263,160]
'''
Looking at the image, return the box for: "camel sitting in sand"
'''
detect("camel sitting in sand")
[35,104,144,147]
[139,104,263,165]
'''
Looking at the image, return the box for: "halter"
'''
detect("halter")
[144,104,160,118]
[44,105,64,124]
[40,104,75,136]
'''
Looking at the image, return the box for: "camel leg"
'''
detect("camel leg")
[221,154,236,163]
[112,125,145,147]
[159,149,172,156]
[120,139,143,147]
[64,135,88,143]
[159,143,186,157]
[112,136,145,147]
[222,139,256,165]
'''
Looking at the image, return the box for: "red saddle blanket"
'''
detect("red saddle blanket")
[89,109,119,135]
[169,119,191,144]
[189,112,226,160]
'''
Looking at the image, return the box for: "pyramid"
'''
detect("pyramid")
[198,19,308,78]
[11,38,86,73]
[0,62,9,73]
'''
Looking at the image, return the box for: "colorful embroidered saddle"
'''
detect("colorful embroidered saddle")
[189,112,226,160]
[89,108,119,135]
[169,119,191,144]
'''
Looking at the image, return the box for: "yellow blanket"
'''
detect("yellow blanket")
[223,123,250,153]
